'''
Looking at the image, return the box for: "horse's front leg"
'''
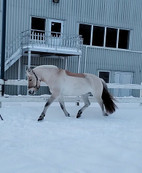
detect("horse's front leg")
[38,94,57,121]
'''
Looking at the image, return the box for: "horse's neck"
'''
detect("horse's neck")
[36,67,58,83]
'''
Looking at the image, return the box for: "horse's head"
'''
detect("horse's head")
[26,68,41,95]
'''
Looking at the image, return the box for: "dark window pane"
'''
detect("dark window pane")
[51,22,61,37]
[92,26,104,46]
[79,24,91,45]
[31,17,45,40]
[31,17,45,31]
[106,28,117,48]
[118,29,129,49]
[99,71,110,83]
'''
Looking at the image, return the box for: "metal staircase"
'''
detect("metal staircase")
[5,30,83,71]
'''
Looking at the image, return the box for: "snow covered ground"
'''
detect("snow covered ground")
[0,101,142,173]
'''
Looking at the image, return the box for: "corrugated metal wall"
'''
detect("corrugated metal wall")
[0,0,142,96]
[4,0,142,50]
[0,0,3,55]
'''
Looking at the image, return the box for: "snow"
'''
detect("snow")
[0,101,142,173]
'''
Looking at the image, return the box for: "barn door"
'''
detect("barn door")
[114,72,133,97]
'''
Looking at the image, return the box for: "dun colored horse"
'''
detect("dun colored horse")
[26,65,117,121]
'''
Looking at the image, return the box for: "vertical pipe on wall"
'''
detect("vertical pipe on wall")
[17,58,21,94]
[28,50,31,68]
[0,0,7,96]
[84,46,88,73]
[65,57,68,70]
[77,55,81,73]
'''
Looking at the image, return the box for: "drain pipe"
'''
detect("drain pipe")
[84,46,88,73]
[0,0,7,96]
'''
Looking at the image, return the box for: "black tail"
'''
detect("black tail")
[101,81,117,114]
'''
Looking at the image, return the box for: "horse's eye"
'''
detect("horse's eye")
[29,79,32,81]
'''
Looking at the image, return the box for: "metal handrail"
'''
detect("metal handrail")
[21,30,83,50]
[5,29,83,62]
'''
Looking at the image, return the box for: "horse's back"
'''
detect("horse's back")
[60,71,103,96]
[65,70,86,78]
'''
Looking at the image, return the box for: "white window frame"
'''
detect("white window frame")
[79,23,130,50]
[98,70,111,83]
[48,19,64,36]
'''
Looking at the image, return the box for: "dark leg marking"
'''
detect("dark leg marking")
[59,101,70,117]
[0,114,3,121]
[38,95,57,121]
[60,103,70,117]
[60,103,64,110]
[59,97,70,117]
[38,112,45,121]
[76,101,80,106]
[76,110,82,118]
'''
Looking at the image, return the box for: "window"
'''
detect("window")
[51,22,61,37]
[118,29,129,49]
[99,71,110,83]
[92,26,104,46]
[31,17,45,31]
[105,28,117,48]
[79,24,91,45]
[79,24,130,50]
[49,20,63,37]
[31,17,45,39]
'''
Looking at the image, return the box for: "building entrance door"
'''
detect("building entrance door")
[114,72,133,97]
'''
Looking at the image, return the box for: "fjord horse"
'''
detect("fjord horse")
[26,65,117,121]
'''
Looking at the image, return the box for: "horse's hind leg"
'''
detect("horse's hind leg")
[58,97,70,117]
[76,93,90,118]
[95,95,108,116]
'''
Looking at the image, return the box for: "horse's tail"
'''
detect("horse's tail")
[101,80,117,114]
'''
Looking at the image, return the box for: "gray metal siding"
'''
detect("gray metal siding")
[1,0,142,96]
[4,0,142,51]
[84,47,142,82]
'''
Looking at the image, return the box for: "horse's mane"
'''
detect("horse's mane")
[34,65,58,70]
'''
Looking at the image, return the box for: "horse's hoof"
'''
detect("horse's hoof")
[38,117,44,121]
[76,115,80,118]
[66,113,70,117]
[76,114,81,118]
[38,115,45,121]
[104,113,108,116]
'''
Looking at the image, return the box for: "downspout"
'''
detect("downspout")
[0,0,7,96]
[84,46,88,73]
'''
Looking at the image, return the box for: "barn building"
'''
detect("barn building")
[0,0,142,96]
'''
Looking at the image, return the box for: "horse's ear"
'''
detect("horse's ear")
[26,68,33,76]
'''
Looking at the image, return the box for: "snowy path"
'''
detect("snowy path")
[0,102,142,173]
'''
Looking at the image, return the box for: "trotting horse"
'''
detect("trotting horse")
[26,65,117,121]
